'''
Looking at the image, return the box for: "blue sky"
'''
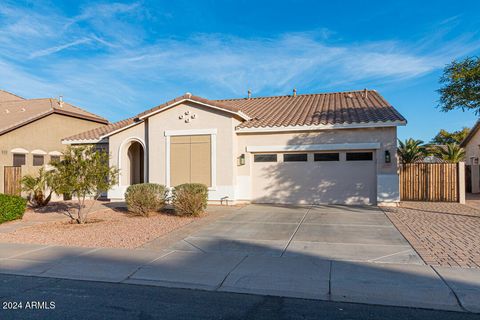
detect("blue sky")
[0,0,479,141]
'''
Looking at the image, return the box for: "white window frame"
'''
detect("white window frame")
[164,128,217,190]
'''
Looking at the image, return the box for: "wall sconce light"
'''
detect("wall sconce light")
[237,154,245,166]
[385,150,391,164]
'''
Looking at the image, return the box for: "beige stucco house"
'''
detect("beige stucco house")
[0,90,108,195]
[64,90,406,205]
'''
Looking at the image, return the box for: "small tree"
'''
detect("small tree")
[50,146,119,224]
[434,143,466,163]
[431,128,470,145]
[397,138,426,164]
[21,168,53,207]
[438,56,480,114]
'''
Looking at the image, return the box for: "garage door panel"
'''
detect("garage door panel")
[252,153,376,205]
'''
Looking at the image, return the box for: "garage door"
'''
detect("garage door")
[251,151,376,205]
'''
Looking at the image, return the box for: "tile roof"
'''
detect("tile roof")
[217,90,406,129]
[0,97,108,136]
[64,89,406,142]
[461,120,480,147]
[63,117,136,142]
[136,93,244,119]
[0,89,24,102]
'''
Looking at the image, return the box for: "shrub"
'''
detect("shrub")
[125,183,167,216]
[172,183,208,217]
[0,194,27,224]
[21,168,53,208]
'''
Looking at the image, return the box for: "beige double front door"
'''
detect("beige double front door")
[170,135,212,187]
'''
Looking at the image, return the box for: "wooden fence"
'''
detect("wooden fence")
[400,163,459,202]
[4,166,21,196]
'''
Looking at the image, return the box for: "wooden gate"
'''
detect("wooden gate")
[400,163,459,202]
[4,166,22,196]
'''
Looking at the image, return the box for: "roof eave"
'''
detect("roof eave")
[62,138,107,145]
[235,120,407,133]
[138,98,249,121]
[460,120,480,147]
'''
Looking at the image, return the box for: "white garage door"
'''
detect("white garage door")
[251,151,376,205]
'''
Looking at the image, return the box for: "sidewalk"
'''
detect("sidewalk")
[0,242,479,313]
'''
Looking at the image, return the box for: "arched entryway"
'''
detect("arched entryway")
[120,140,145,186]
[127,141,144,185]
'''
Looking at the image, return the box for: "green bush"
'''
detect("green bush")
[125,183,166,216]
[0,194,27,224]
[172,183,208,217]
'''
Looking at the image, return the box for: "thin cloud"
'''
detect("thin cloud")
[29,38,92,58]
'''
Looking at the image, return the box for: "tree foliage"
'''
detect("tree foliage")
[50,146,119,224]
[438,56,480,114]
[431,128,470,145]
[433,143,466,163]
[397,138,426,164]
[21,168,53,207]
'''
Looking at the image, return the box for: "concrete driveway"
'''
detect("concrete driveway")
[168,204,423,264]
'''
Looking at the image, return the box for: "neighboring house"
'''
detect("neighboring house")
[461,120,480,193]
[0,90,108,195]
[461,120,480,165]
[64,90,406,205]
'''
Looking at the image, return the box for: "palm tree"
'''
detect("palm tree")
[434,143,465,163]
[397,138,426,164]
[21,168,53,207]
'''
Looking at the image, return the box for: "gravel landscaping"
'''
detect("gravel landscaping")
[0,204,197,249]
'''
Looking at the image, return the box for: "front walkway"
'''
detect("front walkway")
[384,202,480,268]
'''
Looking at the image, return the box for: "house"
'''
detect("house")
[63,89,406,205]
[0,90,108,195]
[461,120,480,165]
[461,120,480,193]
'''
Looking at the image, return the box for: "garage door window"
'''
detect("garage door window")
[254,154,277,162]
[283,153,308,162]
[346,152,373,161]
[314,153,339,161]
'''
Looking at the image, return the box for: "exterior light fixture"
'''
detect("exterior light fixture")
[237,154,245,166]
[385,150,391,164]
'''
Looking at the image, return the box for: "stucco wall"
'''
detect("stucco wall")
[465,131,480,165]
[108,101,239,200]
[0,114,105,193]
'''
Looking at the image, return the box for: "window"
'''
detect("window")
[13,154,26,166]
[50,155,61,163]
[33,155,44,166]
[283,153,308,162]
[346,152,373,161]
[314,153,339,161]
[254,154,277,162]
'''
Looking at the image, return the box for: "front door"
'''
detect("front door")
[170,135,211,187]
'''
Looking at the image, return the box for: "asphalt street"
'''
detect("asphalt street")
[0,274,477,320]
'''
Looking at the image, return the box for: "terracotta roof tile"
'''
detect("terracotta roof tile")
[0,89,24,102]
[65,89,406,142]
[217,90,406,129]
[0,97,108,136]
[137,93,242,118]
[63,117,136,142]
